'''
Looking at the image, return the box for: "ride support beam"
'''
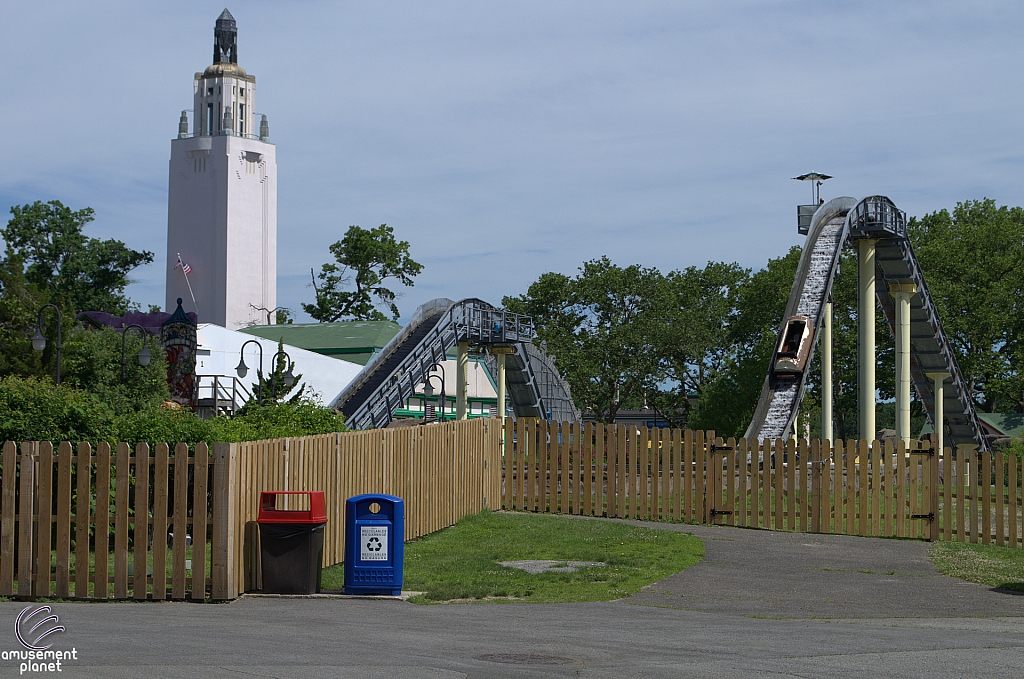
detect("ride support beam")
[490,347,514,421]
[822,299,833,442]
[858,239,877,443]
[891,283,917,444]
[456,341,469,420]
[927,371,949,454]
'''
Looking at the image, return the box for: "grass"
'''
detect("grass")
[930,541,1024,592]
[321,511,703,603]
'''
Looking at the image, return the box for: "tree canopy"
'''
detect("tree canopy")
[1,200,153,315]
[303,224,422,322]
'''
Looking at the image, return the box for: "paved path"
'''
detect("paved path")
[0,519,1021,678]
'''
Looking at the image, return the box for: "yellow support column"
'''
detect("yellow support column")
[490,347,514,419]
[926,372,949,454]
[890,283,916,444]
[456,341,469,420]
[858,239,877,443]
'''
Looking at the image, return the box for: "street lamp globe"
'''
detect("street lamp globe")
[137,345,152,367]
[235,357,249,378]
[31,327,47,352]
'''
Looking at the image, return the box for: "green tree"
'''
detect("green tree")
[505,257,667,423]
[245,339,304,406]
[1,201,153,315]
[691,248,801,436]
[0,254,50,378]
[648,261,749,426]
[908,199,1024,413]
[303,224,423,322]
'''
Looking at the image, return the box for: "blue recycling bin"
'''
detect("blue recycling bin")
[344,494,404,595]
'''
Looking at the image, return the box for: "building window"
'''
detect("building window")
[239,104,245,136]
[240,88,245,97]
[207,87,213,96]
[206,103,213,135]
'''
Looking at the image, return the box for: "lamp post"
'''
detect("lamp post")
[236,339,264,405]
[120,324,153,384]
[269,350,296,400]
[31,304,62,385]
[423,363,447,422]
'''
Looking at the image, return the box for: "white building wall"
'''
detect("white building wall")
[165,127,276,328]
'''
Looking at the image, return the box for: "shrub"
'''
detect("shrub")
[0,375,117,443]
[0,375,346,446]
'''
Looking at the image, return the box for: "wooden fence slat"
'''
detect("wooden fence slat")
[152,443,169,600]
[55,442,72,597]
[785,439,795,531]
[113,442,130,598]
[36,442,53,598]
[0,441,16,596]
[982,450,992,545]
[1010,454,1019,549]
[172,443,189,598]
[17,442,36,597]
[133,444,150,600]
[192,443,209,600]
[94,442,111,599]
[75,443,92,598]
[584,422,594,516]
[995,452,1005,547]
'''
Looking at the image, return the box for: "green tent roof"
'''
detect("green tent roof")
[240,321,401,365]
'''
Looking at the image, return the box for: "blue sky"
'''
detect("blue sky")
[1,1,1021,322]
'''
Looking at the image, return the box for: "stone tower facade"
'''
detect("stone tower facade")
[165,9,277,328]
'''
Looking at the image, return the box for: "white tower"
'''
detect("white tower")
[166,9,277,328]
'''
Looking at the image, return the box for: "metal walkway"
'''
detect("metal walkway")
[745,196,987,450]
[334,298,579,430]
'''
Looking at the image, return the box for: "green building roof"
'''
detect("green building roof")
[240,321,401,365]
[920,412,1024,439]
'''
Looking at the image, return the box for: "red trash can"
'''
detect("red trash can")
[257,491,327,594]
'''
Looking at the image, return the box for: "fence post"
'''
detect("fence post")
[703,431,715,524]
[211,442,238,600]
[929,436,940,542]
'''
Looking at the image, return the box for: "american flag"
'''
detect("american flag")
[175,258,192,276]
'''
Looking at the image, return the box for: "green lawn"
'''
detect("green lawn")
[321,510,703,603]
[931,541,1024,591]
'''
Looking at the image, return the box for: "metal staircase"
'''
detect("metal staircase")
[335,298,579,430]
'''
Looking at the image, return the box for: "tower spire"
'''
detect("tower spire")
[213,9,237,65]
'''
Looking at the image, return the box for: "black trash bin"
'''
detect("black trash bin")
[257,491,327,594]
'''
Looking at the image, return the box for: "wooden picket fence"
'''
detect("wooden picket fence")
[0,418,502,601]
[500,419,1024,546]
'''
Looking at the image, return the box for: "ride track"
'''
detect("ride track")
[334,298,579,430]
[744,196,988,451]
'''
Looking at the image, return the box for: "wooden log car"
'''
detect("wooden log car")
[773,315,814,377]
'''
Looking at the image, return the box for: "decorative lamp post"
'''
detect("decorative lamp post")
[423,363,447,422]
[236,339,264,405]
[120,324,153,384]
[269,349,296,400]
[32,304,62,384]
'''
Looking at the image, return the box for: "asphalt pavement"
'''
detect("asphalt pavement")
[0,517,1021,678]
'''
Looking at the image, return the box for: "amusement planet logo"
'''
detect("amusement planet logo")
[2,606,77,674]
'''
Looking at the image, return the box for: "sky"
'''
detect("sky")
[1,1,1022,323]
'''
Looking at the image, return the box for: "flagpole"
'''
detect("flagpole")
[177,253,200,317]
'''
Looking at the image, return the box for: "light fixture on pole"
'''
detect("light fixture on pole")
[32,304,63,384]
[423,363,447,422]
[237,339,265,405]
[120,324,153,384]
[270,349,296,400]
